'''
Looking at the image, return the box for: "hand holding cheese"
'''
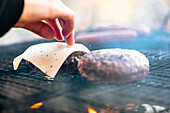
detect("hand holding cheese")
[15,0,75,45]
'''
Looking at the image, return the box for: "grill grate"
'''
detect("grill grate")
[0,36,170,113]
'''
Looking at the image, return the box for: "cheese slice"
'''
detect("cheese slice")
[13,42,90,78]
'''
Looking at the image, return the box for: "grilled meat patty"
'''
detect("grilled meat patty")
[58,51,86,74]
[78,49,149,83]
[26,51,87,75]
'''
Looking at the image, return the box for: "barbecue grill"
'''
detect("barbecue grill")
[0,30,170,113]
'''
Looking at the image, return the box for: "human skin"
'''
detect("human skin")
[15,0,75,45]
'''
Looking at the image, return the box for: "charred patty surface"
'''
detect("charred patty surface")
[26,51,87,75]
[58,51,86,74]
[78,49,149,83]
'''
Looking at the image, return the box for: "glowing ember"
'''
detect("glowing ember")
[127,103,135,106]
[30,102,43,109]
[88,108,97,113]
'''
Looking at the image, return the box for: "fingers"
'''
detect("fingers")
[22,21,55,40]
[58,18,75,45]
[65,30,75,45]
[51,1,75,42]
[58,13,75,45]
[59,13,75,39]
[47,18,75,45]
[46,19,63,41]
[16,0,76,45]
[21,20,75,45]
[46,19,75,45]
[58,19,64,28]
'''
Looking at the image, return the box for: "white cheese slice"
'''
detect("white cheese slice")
[13,42,90,78]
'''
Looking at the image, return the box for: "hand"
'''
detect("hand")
[15,0,75,45]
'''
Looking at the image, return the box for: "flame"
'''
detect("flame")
[88,108,97,113]
[127,103,135,106]
[30,102,43,109]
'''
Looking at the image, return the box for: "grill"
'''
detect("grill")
[0,31,170,113]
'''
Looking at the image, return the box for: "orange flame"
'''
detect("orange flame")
[127,103,135,106]
[88,108,97,113]
[30,102,43,109]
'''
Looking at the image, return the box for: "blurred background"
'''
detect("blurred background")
[0,0,169,45]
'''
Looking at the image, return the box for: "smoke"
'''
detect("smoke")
[64,0,170,31]
[132,0,170,30]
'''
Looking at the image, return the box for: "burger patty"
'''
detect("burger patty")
[26,51,87,75]
[58,51,86,74]
[78,49,149,83]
